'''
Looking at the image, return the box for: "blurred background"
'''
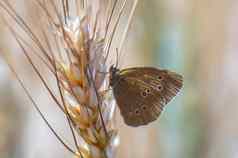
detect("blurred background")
[1,0,238,158]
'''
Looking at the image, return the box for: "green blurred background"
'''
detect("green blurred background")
[1,0,238,158]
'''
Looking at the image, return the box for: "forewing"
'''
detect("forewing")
[120,67,183,104]
[114,67,183,127]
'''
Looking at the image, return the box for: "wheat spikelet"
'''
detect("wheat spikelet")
[56,2,119,157]
[0,0,138,157]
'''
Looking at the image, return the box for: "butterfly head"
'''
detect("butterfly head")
[109,65,120,86]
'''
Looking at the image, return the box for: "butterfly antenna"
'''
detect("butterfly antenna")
[115,48,119,68]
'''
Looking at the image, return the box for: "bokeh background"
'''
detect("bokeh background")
[1,0,238,158]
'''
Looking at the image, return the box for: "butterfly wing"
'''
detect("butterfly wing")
[113,67,183,127]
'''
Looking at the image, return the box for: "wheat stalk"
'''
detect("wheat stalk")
[0,0,138,158]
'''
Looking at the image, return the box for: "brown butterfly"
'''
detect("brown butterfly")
[109,66,183,127]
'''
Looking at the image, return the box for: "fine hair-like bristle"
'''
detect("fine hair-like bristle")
[164,71,183,104]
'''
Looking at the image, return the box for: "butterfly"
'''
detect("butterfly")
[109,66,183,127]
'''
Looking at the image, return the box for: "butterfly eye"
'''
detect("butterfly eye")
[142,105,147,110]
[146,88,151,93]
[135,109,140,115]
[141,88,151,97]
[157,84,163,91]
[157,76,163,80]
[141,91,147,97]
